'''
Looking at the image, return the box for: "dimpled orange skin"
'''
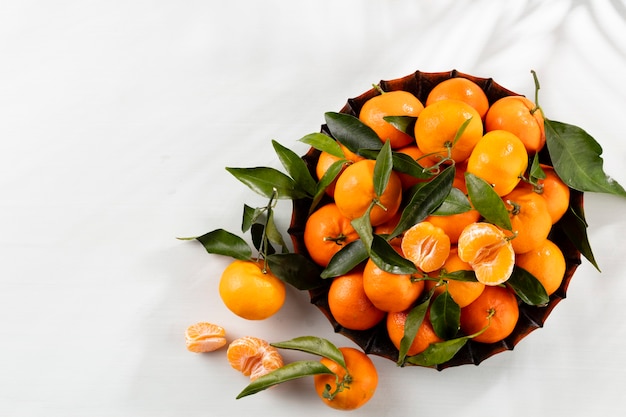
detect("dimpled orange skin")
[328,268,386,331]
[485,95,545,154]
[218,260,286,320]
[334,159,403,226]
[413,99,484,163]
[386,310,443,356]
[466,129,529,197]
[314,347,378,411]
[515,239,566,296]
[460,285,520,344]
[303,203,359,267]
[359,90,424,149]
[362,257,424,313]
[426,77,490,119]
[502,187,552,254]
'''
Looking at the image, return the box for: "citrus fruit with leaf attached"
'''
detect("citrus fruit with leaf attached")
[316,143,365,197]
[413,98,483,163]
[460,285,520,344]
[522,164,571,224]
[485,95,545,154]
[457,222,515,286]
[304,203,359,267]
[426,77,490,119]
[395,145,437,189]
[502,187,552,254]
[328,268,386,331]
[227,336,284,381]
[427,248,485,308]
[386,309,443,356]
[219,259,285,320]
[314,347,378,411]
[359,90,424,149]
[362,256,424,313]
[515,238,566,296]
[466,129,529,197]
[185,322,227,353]
[334,159,403,226]
[401,221,451,273]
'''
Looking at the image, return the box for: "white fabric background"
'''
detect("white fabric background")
[2,1,626,415]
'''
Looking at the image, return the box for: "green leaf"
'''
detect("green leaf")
[251,223,275,255]
[272,140,317,196]
[545,119,626,197]
[465,172,512,231]
[430,290,461,340]
[266,253,324,290]
[390,164,455,238]
[271,336,346,369]
[299,132,345,157]
[360,149,433,180]
[236,360,334,399]
[242,204,263,233]
[431,187,472,216]
[440,269,477,282]
[324,112,383,156]
[226,167,309,200]
[373,140,393,197]
[351,204,375,251]
[383,115,417,134]
[559,201,599,271]
[508,266,550,306]
[529,152,546,183]
[370,234,419,274]
[186,228,252,260]
[310,159,346,214]
[406,337,469,367]
[320,240,368,279]
[265,210,289,253]
[398,298,430,365]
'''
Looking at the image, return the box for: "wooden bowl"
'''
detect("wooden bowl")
[288,70,582,370]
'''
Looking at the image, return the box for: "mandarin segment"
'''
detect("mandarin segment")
[457,222,515,286]
[227,336,284,381]
[400,221,451,273]
[185,322,227,353]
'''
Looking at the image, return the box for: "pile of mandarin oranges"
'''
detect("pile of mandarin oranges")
[183,72,592,411]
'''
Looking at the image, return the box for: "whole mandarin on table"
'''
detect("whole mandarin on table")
[314,347,378,411]
[218,259,286,320]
